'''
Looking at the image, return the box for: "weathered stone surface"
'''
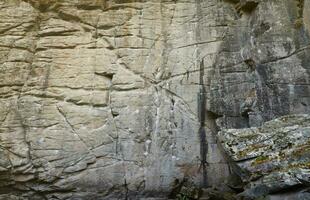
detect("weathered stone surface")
[218,114,310,198]
[208,0,310,129]
[0,0,309,199]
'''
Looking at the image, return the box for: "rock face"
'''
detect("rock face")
[0,0,309,199]
[218,114,310,199]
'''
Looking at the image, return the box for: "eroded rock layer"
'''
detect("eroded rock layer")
[0,0,309,199]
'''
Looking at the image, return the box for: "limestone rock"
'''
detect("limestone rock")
[0,0,309,199]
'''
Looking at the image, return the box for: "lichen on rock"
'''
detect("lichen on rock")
[0,0,309,199]
[218,114,310,199]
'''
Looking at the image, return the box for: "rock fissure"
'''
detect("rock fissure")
[198,59,208,188]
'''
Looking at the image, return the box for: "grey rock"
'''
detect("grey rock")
[0,0,309,199]
[218,114,310,198]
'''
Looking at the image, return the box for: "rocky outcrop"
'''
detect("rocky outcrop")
[0,0,309,199]
[0,1,231,199]
[218,114,310,199]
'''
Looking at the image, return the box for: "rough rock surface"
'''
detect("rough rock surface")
[218,114,310,199]
[0,0,309,199]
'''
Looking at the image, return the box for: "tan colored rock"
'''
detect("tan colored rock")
[0,0,309,199]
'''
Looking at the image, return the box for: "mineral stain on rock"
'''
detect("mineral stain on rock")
[0,0,309,199]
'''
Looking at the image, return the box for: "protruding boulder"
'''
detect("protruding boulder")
[218,115,310,198]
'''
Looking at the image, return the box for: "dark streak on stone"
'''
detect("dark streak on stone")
[198,59,208,188]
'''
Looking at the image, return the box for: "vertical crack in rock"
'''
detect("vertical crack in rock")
[198,59,208,187]
[297,0,305,18]
[295,0,305,28]
[104,71,129,198]
[124,178,129,200]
